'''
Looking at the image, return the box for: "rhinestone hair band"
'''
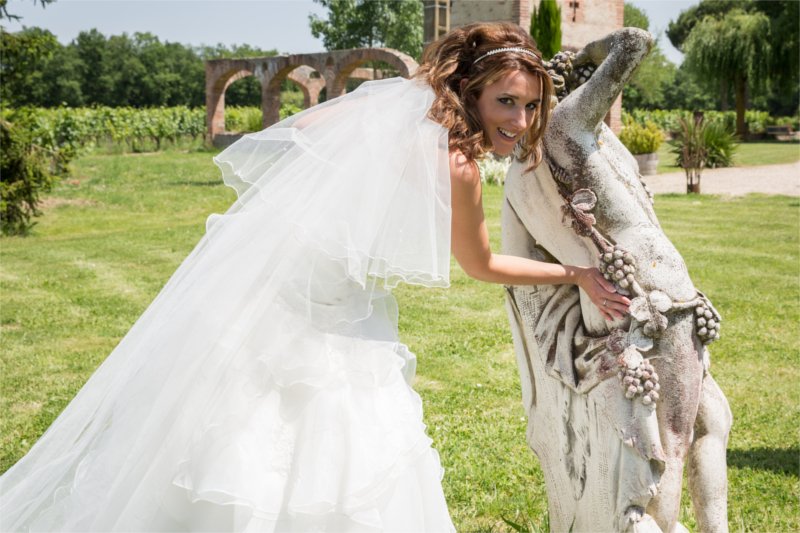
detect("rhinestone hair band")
[472,47,540,65]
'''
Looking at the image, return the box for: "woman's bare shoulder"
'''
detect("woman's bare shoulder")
[449,150,481,187]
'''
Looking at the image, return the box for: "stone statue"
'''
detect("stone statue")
[502,28,732,533]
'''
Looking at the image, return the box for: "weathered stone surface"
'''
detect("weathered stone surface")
[503,28,732,533]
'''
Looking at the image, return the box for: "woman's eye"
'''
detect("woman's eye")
[526,103,538,111]
[498,97,513,105]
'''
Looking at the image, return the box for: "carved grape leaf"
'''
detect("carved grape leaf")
[628,326,654,352]
[649,290,672,313]
[629,296,650,322]
[570,188,597,211]
[620,345,644,369]
[651,311,668,333]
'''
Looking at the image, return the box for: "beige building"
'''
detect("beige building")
[423,0,625,130]
[425,0,624,49]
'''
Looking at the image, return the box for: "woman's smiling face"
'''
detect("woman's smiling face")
[474,70,542,156]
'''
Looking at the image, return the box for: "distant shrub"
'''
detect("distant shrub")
[702,121,738,168]
[626,109,690,134]
[619,118,665,154]
[225,102,305,132]
[625,109,795,136]
[477,155,510,185]
[670,117,707,194]
[772,115,799,130]
[0,118,71,235]
[225,106,262,133]
[670,119,737,170]
[279,103,303,120]
[0,106,206,154]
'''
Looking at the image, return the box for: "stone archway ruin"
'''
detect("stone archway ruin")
[205,48,418,146]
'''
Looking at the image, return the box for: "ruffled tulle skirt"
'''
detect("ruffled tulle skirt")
[2,305,454,531]
[0,77,456,531]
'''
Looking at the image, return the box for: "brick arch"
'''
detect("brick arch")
[206,49,418,146]
[329,48,418,99]
[205,64,260,145]
[287,66,325,109]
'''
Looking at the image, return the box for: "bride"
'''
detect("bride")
[0,22,628,532]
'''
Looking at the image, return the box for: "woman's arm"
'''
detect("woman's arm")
[449,151,629,320]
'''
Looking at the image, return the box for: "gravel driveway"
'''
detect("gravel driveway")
[641,162,800,196]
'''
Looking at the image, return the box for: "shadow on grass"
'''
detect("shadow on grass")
[728,446,799,476]
[169,180,223,187]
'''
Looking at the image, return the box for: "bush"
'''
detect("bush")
[225,106,262,133]
[625,109,796,136]
[279,102,303,120]
[0,106,206,154]
[703,121,738,168]
[670,119,738,169]
[669,117,707,193]
[626,109,691,134]
[619,118,665,154]
[0,118,71,235]
[225,103,304,132]
[477,155,510,185]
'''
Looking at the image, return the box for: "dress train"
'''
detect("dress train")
[0,78,456,532]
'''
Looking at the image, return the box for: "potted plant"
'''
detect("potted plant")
[619,118,665,176]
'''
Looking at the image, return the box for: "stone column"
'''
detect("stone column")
[205,63,226,141]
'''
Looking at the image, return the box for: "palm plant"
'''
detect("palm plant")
[671,117,707,194]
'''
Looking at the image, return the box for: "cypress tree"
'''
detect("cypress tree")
[530,0,562,60]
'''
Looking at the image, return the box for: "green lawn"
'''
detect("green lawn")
[2,151,798,532]
[657,140,800,174]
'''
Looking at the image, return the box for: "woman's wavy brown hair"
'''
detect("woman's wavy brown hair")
[414,22,554,171]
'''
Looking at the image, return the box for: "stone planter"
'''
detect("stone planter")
[633,152,659,176]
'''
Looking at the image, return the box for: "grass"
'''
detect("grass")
[657,140,800,174]
[2,150,798,532]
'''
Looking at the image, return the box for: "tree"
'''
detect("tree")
[661,66,717,111]
[0,26,60,107]
[39,43,84,106]
[683,9,771,135]
[309,0,423,59]
[621,4,676,111]
[0,0,56,21]
[751,0,799,115]
[198,44,279,107]
[666,0,745,51]
[667,0,797,116]
[530,0,561,60]
[74,29,114,105]
[623,3,649,31]
[0,0,68,236]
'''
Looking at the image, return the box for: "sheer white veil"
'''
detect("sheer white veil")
[0,77,454,531]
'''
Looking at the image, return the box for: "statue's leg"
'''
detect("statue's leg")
[648,442,691,533]
[647,323,705,533]
[687,373,732,533]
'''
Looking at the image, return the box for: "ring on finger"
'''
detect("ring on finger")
[602,299,608,307]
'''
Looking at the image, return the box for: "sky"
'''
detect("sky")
[4,0,697,64]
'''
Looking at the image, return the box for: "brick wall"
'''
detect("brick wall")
[443,0,624,49]
[427,0,626,132]
[531,0,623,50]
[451,0,527,28]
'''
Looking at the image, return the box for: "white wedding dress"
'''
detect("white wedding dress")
[0,78,457,532]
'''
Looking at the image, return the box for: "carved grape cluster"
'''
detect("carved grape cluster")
[618,359,660,407]
[695,303,721,344]
[598,246,636,292]
[573,64,596,87]
[544,51,575,101]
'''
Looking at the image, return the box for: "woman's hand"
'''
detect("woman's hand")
[577,267,630,321]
